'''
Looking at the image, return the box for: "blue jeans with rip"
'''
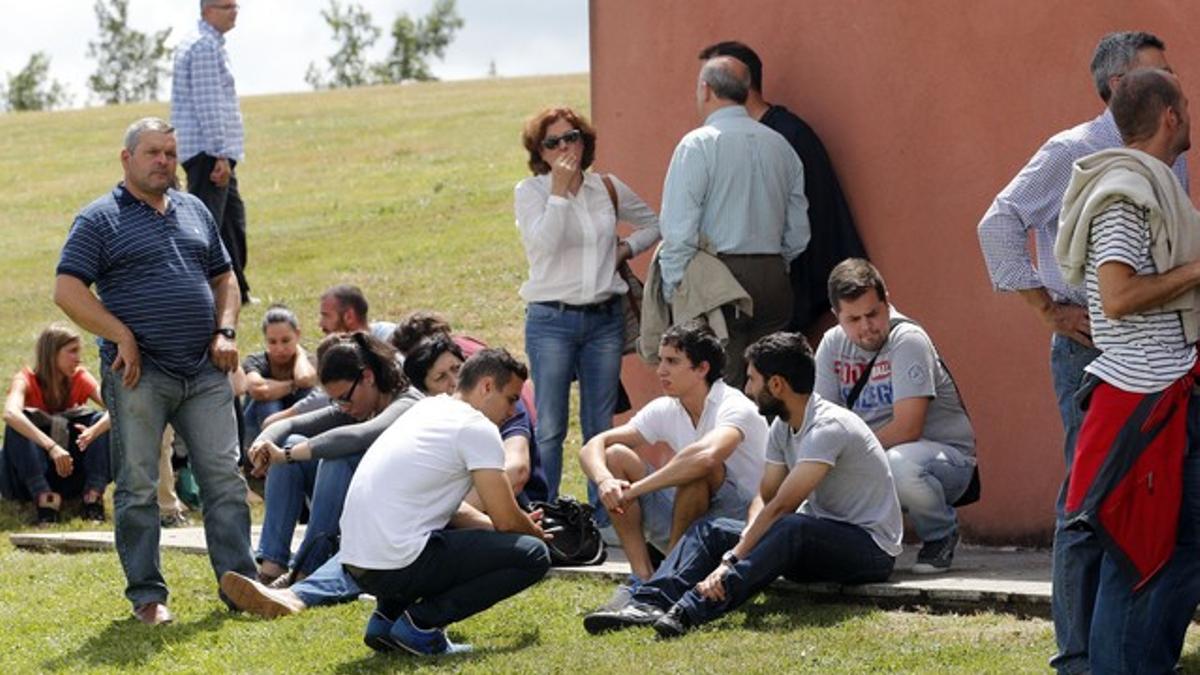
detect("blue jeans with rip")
[256,434,317,568]
[1048,333,1102,674]
[102,362,256,608]
[1086,395,1200,674]
[632,515,894,626]
[524,299,623,525]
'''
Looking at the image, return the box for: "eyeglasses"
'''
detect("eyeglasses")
[211,3,239,10]
[541,129,582,150]
[331,371,363,408]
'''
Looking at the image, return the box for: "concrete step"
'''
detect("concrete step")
[10,527,1051,616]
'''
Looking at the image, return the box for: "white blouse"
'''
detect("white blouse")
[515,172,660,305]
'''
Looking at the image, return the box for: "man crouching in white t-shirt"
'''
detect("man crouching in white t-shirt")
[579,320,767,617]
[338,348,551,656]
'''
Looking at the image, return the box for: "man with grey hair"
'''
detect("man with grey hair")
[658,55,810,388]
[172,0,252,304]
[975,31,1187,674]
[54,117,256,626]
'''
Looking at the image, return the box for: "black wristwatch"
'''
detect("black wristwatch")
[214,327,237,340]
[720,550,739,568]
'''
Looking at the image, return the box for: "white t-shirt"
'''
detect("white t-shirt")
[339,395,506,569]
[630,380,768,502]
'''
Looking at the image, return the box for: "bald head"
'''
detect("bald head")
[699,56,750,104]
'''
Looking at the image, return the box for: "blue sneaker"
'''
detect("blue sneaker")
[388,612,451,656]
[363,611,395,653]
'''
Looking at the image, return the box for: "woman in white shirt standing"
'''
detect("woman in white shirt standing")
[514,107,660,516]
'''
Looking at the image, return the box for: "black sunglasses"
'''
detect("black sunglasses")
[331,370,364,408]
[541,129,582,150]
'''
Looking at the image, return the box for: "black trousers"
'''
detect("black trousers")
[718,254,794,389]
[184,153,250,301]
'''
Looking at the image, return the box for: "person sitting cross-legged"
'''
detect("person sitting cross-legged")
[579,319,766,625]
[582,331,902,637]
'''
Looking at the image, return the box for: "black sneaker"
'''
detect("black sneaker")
[81,501,106,523]
[583,601,665,635]
[35,505,60,526]
[652,604,692,639]
[912,531,959,574]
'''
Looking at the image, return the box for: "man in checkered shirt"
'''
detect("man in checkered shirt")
[976,31,1187,674]
[171,1,252,305]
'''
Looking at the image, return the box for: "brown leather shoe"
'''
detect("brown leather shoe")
[220,571,305,619]
[132,602,173,626]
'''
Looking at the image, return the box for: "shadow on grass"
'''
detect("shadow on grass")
[40,606,238,671]
[736,591,876,632]
[330,628,541,673]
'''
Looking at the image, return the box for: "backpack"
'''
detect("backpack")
[526,495,607,566]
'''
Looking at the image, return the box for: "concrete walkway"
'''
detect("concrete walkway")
[10,527,1051,617]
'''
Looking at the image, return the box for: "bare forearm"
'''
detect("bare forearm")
[53,275,131,344]
[450,502,495,530]
[1100,261,1200,319]
[211,272,240,329]
[628,452,715,499]
[579,437,615,483]
[248,378,296,402]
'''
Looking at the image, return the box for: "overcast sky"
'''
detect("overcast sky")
[0,0,589,106]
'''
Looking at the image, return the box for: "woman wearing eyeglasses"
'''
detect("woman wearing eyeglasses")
[247,331,419,584]
[515,107,660,514]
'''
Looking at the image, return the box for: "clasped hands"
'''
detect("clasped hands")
[248,439,286,478]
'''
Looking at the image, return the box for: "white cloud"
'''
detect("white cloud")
[0,0,588,107]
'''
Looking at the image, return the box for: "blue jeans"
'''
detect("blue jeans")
[887,440,975,542]
[1087,396,1200,674]
[242,398,285,449]
[291,452,362,577]
[524,300,624,521]
[291,551,361,607]
[102,362,256,607]
[1048,334,1101,674]
[257,435,317,567]
[633,515,894,626]
[3,410,111,499]
[347,529,551,627]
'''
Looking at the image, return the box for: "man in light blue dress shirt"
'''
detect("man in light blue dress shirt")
[658,56,810,388]
[171,0,252,304]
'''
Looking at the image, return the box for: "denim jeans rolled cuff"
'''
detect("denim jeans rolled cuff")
[256,450,318,567]
[886,440,975,542]
[291,552,362,608]
[348,529,551,627]
[104,361,256,607]
[524,299,624,509]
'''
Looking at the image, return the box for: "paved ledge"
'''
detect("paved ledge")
[11,527,1051,616]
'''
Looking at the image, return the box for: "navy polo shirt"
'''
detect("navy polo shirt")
[57,183,232,378]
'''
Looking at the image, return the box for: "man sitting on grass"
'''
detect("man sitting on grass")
[583,332,902,637]
[579,320,767,622]
[339,348,550,656]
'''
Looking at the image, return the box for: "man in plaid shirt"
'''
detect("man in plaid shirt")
[171,1,253,305]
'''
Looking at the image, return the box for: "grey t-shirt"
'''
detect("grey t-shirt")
[767,394,903,556]
[814,309,975,455]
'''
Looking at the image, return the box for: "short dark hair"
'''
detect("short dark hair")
[699,41,763,93]
[828,258,888,311]
[661,319,726,385]
[392,310,452,356]
[1091,31,1166,103]
[521,107,597,175]
[1111,67,1182,145]
[403,335,465,394]
[261,303,299,333]
[745,332,816,395]
[700,57,750,105]
[456,347,528,393]
[321,284,369,323]
[316,331,406,394]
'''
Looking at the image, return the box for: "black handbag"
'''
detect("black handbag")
[526,495,607,566]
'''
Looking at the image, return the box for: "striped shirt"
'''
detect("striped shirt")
[978,109,1188,306]
[57,184,232,378]
[1084,198,1195,392]
[658,105,810,301]
[171,19,244,163]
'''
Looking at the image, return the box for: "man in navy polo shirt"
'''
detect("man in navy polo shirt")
[54,117,256,626]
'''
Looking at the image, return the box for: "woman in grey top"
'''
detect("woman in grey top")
[249,332,419,583]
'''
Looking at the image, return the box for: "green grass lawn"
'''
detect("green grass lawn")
[0,74,1195,672]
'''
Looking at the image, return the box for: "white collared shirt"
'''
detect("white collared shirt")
[515,172,660,304]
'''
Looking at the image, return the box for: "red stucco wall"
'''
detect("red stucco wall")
[591,0,1199,543]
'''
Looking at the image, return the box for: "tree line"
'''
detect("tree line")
[2,0,464,113]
